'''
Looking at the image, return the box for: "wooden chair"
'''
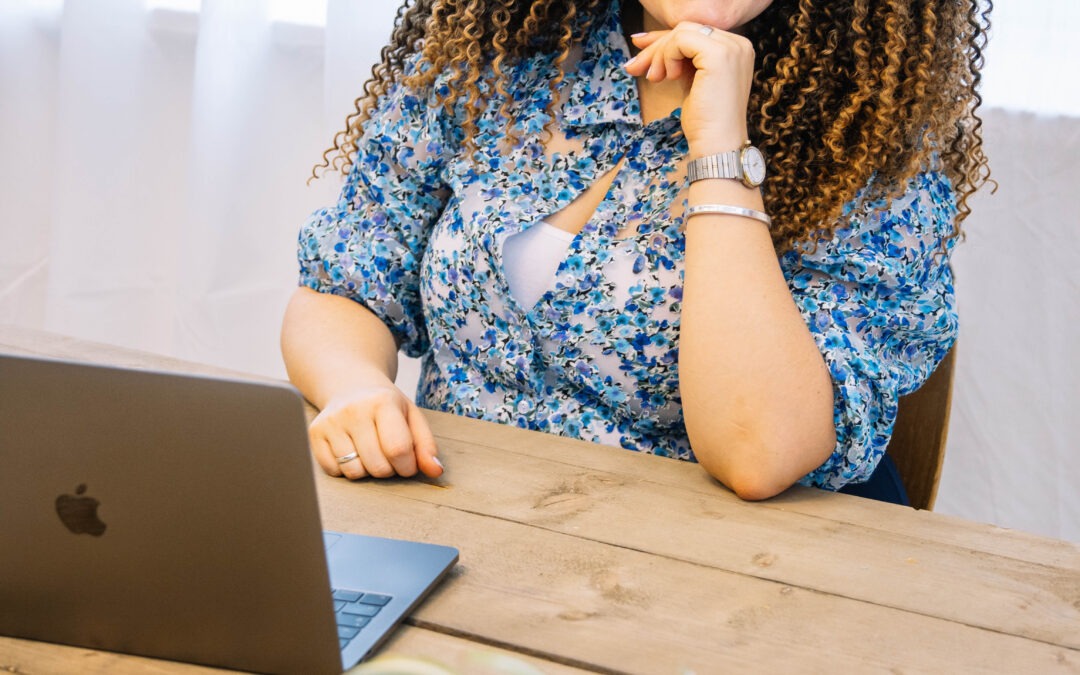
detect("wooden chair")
[886,347,957,510]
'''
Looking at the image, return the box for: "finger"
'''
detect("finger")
[309,432,343,477]
[646,46,667,81]
[641,29,709,83]
[347,419,393,479]
[623,35,664,76]
[623,50,649,76]
[660,28,711,68]
[629,31,665,48]
[665,49,685,81]
[375,404,418,477]
[673,24,754,71]
[327,428,367,479]
[407,405,443,478]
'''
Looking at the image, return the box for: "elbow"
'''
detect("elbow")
[692,425,837,502]
[698,449,793,501]
[727,474,791,502]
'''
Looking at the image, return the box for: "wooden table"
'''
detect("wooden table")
[2,325,1078,674]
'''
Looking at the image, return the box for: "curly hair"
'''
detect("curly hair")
[313,0,992,252]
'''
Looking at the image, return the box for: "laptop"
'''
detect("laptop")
[0,352,458,674]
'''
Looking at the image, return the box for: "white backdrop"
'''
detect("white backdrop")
[1,0,1076,541]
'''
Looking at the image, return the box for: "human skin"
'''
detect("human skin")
[282,0,836,498]
[282,288,443,479]
[621,1,836,499]
[636,0,774,34]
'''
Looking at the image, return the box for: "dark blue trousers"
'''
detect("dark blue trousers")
[836,454,910,506]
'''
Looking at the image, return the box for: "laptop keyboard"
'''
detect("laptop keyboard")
[332,588,393,650]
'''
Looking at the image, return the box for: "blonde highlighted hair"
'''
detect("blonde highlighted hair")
[314,0,992,251]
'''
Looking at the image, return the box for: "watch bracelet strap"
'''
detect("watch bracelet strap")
[686,150,743,183]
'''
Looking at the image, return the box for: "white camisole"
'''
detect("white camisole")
[501,222,576,309]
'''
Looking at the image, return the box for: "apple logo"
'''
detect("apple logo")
[55,484,107,536]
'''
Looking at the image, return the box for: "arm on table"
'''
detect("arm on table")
[679,178,836,501]
[281,287,442,480]
[625,25,836,499]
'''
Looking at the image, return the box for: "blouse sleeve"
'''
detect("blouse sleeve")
[297,63,453,358]
[781,170,960,490]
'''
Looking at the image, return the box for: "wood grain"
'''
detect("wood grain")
[374,625,594,674]
[3,325,1078,674]
[428,408,1080,570]
[0,627,590,675]
[314,426,1080,652]
[0,635,222,674]
[317,479,1080,674]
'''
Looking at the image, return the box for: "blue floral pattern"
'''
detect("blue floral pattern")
[297,0,958,489]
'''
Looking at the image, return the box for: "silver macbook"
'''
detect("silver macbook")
[0,353,458,674]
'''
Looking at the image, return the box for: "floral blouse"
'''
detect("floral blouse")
[297,0,958,490]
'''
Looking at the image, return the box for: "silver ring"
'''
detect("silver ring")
[336,452,359,464]
[698,25,715,37]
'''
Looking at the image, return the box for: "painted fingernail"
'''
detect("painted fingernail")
[630,32,647,38]
[622,54,637,68]
[432,456,444,469]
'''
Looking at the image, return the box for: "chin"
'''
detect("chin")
[675,8,744,31]
[673,0,773,32]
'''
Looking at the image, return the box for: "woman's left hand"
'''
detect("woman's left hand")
[624,23,757,157]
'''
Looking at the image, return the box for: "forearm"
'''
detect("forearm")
[281,286,400,409]
[679,178,835,499]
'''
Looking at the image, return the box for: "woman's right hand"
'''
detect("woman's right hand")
[307,382,443,480]
[281,287,442,481]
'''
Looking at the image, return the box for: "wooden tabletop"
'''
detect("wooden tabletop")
[2,324,1078,674]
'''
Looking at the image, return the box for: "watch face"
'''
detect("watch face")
[742,146,767,186]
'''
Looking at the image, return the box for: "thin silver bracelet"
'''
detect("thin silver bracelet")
[685,203,772,228]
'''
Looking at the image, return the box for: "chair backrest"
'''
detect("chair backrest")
[887,347,957,510]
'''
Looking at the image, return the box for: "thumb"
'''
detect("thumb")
[407,404,443,478]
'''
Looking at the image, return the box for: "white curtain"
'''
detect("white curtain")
[937,110,1080,542]
[0,0,397,375]
[1,0,1076,541]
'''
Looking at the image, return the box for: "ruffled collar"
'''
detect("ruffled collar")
[560,0,643,130]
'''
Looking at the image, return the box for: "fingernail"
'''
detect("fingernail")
[622,54,637,68]
[630,32,647,38]
[432,456,444,469]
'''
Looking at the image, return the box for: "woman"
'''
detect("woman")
[281,0,991,500]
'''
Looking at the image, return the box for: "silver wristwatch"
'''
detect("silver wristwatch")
[686,141,767,189]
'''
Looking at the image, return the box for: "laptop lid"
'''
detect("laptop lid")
[0,353,451,674]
